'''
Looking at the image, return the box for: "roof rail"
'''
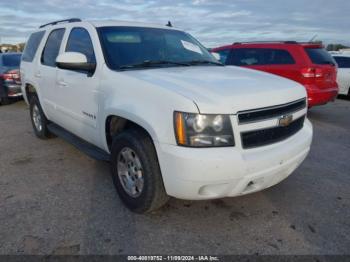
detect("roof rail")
[39,18,81,28]
[233,41,298,45]
[297,41,322,45]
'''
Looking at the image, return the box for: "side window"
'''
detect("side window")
[22,31,45,62]
[215,49,230,64]
[334,56,350,68]
[66,27,96,63]
[229,48,295,66]
[41,28,65,67]
[342,57,350,68]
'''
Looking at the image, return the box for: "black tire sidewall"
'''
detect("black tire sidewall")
[29,96,49,139]
[111,130,164,213]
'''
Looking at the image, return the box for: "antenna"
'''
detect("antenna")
[166,21,173,27]
[309,34,318,42]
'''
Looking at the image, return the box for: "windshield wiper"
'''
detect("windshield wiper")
[187,60,224,66]
[119,60,190,70]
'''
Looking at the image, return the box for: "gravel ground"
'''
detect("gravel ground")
[0,98,349,255]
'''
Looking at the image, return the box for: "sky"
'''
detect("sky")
[0,0,349,47]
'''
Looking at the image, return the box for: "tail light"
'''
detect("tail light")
[0,69,20,81]
[301,68,323,78]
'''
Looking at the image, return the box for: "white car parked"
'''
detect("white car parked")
[20,19,313,213]
[332,53,350,96]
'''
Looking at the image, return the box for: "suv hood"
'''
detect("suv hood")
[123,65,307,114]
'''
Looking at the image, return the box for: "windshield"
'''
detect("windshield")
[2,54,21,67]
[98,26,218,70]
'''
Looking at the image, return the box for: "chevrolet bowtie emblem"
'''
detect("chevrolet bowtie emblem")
[278,114,293,127]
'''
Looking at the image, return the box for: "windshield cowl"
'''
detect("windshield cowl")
[118,59,223,70]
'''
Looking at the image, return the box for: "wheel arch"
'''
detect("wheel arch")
[25,83,38,103]
[24,83,51,121]
[104,112,158,151]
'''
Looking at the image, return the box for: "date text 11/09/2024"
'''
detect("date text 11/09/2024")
[127,255,219,261]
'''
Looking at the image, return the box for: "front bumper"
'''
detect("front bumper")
[156,119,312,200]
[1,83,22,98]
[7,84,22,97]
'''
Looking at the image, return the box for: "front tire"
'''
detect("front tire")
[111,128,169,213]
[29,96,53,139]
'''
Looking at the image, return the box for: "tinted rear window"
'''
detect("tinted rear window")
[333,56,350,68]
[22,31,45,62]
[229,48,295,66]
[2,54,21,67]
[305,48,336,65]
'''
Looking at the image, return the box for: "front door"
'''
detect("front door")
[55,26,100,145]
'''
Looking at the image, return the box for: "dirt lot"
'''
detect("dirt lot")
[0,99,349,255]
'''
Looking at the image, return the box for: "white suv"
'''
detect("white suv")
[21,19,313,213]
[332,53,350,96]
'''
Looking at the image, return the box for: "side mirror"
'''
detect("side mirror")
[56,52,96,73]
[211,52,221,61]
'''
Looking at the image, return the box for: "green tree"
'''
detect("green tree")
[326,44,350,51]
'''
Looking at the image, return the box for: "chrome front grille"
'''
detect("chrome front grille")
[238,98,306,124]
[236,98,307,149]
[241,116,305,149]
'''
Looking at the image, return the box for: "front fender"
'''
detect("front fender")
[103,108,159,143]
[99,71,199,152]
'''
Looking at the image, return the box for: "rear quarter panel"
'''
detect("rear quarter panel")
[20,29,50,106]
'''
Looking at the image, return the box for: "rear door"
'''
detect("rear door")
[36,28,65,120]
[227,47,300,82]
[333,56,350,95]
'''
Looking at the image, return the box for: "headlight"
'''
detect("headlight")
[174,111,235,147]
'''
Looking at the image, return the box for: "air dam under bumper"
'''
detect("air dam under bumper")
[156,119,312,200]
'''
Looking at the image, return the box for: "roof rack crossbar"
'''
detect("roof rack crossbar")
[39,18,81,28]
[233,41,298,45]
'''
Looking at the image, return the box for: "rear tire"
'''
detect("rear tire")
[29,96,53,139]
[111,128,169,213]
